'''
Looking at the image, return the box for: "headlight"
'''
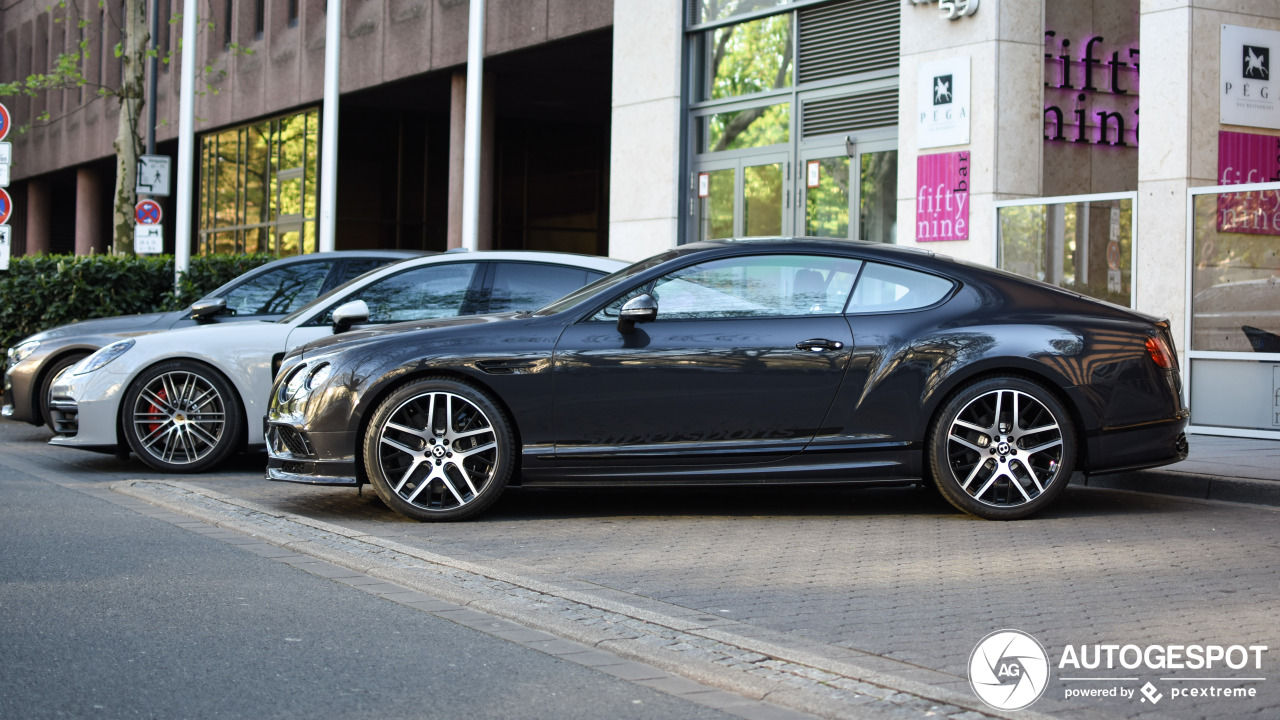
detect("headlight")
[7,339,40,366]
[306,363,332,391]
[277,362,332,404]
[74,339,135,375]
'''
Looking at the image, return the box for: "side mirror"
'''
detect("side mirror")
[617,294,657,334]
[332,300,370,334]
[190,298,227,322]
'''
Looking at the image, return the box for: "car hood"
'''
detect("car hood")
[295,313,526,359]
[23,310,185,344]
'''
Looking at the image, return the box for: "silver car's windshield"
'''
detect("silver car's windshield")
[533,251,676,316]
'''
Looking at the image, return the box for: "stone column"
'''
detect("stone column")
[75,167,106,255]
[898,0,1044,265]
[447,70,496,250]
[447,70,466,250]
[25,180,51,256]
[608,0,683,261]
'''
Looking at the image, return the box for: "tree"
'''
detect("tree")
[0,1,239,256]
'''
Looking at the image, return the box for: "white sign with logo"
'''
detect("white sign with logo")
[136,154,171,196]
[134,225,163,254]
[1221,24,1280,130]
[0,225,9,271]
[917,57,970,149]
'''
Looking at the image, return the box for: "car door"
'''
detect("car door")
[552,253,860,468]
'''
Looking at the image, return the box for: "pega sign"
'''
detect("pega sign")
[916,151,969,242]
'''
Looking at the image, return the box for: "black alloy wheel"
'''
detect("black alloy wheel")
[122,360,244,473]
[363,377,514,522]
[928,376,1076,520]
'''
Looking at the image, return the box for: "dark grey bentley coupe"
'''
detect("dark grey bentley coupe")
[266,238,1189,522]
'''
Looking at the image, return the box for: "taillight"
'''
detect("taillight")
[1146,336,1174,370]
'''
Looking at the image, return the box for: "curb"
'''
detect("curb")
[1072,469,1280,507]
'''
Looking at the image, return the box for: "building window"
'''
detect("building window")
[198,108,321,256]
[223,0,233,49]
[288,0,300,28]
[685,0,899,244]
[254,0,265,40]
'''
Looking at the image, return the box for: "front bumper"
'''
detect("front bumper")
[45,369,124,449]
[265,421,359,485]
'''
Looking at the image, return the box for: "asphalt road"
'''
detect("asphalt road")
[0,426,754,720]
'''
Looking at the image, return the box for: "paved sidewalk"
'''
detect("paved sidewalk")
[1077,432,1280,506]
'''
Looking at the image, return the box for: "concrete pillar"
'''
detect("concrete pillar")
[447,71,467,250]
[608,0,683,261]
[448,70,497,251]
[75,168,106,255]
[898,0,1044,265]
[25,180,51,256]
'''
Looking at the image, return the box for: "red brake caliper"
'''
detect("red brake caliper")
[148,388,167,436]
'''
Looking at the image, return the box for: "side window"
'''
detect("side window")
[221,261,335,316]
[322,262,479,325]
[485,263,603,313]
[591,254,861,321]
[335,258,389,285]
[848,263,953,313]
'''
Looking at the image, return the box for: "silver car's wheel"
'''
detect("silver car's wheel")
[929,377,1075,519]
[122,361,243,473]
[39,352,88,432]
[364,378,513,522]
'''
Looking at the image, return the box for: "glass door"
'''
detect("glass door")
[695,152,790,241]
[798,141,898,243]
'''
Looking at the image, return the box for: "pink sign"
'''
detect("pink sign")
[916,151,970,242]
[1217,131,1280,237]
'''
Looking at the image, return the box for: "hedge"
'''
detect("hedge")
[0,253,274,353]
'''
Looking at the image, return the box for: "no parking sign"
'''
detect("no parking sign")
[0,187,12,226]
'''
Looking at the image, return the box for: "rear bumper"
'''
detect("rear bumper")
[1085,412,1190,476]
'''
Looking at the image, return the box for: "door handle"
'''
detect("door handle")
[795,338,844,352]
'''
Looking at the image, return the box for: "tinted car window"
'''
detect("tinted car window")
[322,262,479,324]
[336,259,387,285]
[486,263,604,313]
[848,263,953,313]
[222,261,335,316]
[593,255,861,321]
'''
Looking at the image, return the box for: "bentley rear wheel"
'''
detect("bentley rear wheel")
[928,376,1075,520]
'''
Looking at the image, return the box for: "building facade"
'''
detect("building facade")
[4,0,1280,437]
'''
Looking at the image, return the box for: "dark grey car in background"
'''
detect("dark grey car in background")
[3,250,420,430]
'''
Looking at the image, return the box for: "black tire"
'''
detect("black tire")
[363,377,514,522]
[927,376,1075,520]
[38,352,89,432]
[121,360,244,473]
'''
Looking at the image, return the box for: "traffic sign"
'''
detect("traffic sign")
[136,155,171,196]
[0,187,11,225]
[135,199,162,225]
[0,225,10,271]
[135,225,163,254]
[0,103,10,142]
[0,142,10,164]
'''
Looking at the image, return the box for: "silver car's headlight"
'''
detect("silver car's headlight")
[7,339,40,366]
[74,339,135,375]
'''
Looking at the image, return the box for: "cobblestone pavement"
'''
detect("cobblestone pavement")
[4,421,1277,720]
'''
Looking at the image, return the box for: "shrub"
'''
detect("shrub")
[0,253,274,353]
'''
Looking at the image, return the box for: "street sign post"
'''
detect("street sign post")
[135,199,163,225]
[136,155,171,196]
[134,225,163,254]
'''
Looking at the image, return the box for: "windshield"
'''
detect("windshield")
[533,251,677,316]
[277,260,411,324]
